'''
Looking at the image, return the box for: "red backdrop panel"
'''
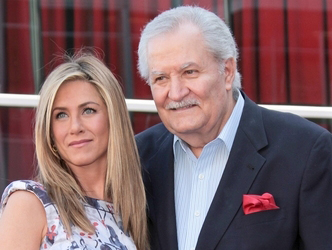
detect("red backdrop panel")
[258,0,287,104]
[236,0,258,101]
[287,0,326,105]
[327,0,332,105]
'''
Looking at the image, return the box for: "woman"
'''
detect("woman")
[0,52,148,249]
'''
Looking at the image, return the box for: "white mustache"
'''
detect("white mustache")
[166,99,200,110]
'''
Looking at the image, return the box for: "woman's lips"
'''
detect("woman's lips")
[69,139,92,147]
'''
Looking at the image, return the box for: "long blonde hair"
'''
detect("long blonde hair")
[35,52,148,249]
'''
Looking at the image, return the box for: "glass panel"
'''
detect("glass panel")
[0,107,36,194]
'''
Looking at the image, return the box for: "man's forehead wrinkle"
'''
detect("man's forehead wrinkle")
[150,62,198,75]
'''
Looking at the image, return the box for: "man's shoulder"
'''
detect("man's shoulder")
[136,123,170,141]
[243,94,329,137]
[135,123,173,159]
[260,106,328,135]
[253,105,331,151]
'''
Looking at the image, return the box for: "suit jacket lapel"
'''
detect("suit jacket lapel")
[196,94,268,249]
[148,131,178,249]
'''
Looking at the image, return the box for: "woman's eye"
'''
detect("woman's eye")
[55,112,67,119]
[83,108,96,115]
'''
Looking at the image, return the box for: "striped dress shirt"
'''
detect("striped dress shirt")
[173,92,244,250]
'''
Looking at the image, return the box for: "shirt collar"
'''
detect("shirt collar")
[173,89,244,157]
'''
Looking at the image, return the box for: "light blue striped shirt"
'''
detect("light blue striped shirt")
[173,91,244,250]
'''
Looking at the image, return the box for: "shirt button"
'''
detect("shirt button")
[198,173,204,180]
[194,211,200,217]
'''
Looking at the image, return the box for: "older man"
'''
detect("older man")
[136,6,332,250]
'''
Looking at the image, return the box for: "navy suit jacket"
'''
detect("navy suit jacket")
[135,93,332,250]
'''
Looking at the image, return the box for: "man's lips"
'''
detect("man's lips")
[169,104,197,110]
[69,139,92,147]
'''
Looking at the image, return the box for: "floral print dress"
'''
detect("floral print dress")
[0,180,136,250]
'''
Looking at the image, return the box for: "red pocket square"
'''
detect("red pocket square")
[243,193,279,215]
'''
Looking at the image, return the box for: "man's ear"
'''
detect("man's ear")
[224,57,236,90]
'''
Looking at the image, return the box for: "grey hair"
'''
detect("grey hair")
[137,5,242,91]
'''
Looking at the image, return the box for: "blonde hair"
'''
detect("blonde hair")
[35,52,148,249]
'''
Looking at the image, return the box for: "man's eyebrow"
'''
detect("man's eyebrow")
[180,62,198,70]
[150,71,165,76]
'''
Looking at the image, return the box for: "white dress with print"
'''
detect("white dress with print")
[0,180,136,250]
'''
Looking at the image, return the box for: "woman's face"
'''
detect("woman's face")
[51,80,109,172]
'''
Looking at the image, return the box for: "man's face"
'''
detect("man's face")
[147,23,236,143]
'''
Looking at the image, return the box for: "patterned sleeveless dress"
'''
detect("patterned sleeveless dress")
[0,180,136,249]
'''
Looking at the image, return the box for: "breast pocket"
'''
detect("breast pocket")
[235,207,286,229]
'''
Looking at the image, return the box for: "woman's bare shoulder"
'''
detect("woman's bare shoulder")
[0,190,47,249]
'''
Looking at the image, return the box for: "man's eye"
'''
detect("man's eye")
[155,76,166,82]
[55,112,67,119]
[83,108,96,115]
[185,70,197,75]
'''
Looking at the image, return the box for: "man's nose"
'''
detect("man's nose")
[168,77,189,101]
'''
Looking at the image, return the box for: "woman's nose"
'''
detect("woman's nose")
[69,116,84,134]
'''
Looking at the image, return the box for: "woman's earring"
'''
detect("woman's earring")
[51,144,58,154]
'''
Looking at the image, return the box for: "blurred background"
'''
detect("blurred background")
[0,0,332,193]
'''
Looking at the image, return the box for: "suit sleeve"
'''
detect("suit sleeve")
[299,131,332,249]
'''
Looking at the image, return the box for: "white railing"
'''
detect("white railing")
[0,93,332,119]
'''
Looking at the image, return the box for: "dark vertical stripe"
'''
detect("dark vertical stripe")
[103,0,110,66]
[0,1,4,93]
[117,0,134,98]
[231,0,242,73]
[171,0,183,8]
[283,0,290,103]
[322,0,332,130]
[254,0,260,102]
[228,0,235,30]
[212,0,218,15]
[323,0,330,105]
[29,0,43,92]
[0,0,7,194]
[65,0,74,52]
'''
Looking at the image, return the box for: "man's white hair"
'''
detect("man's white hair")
[137,5,242,92]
